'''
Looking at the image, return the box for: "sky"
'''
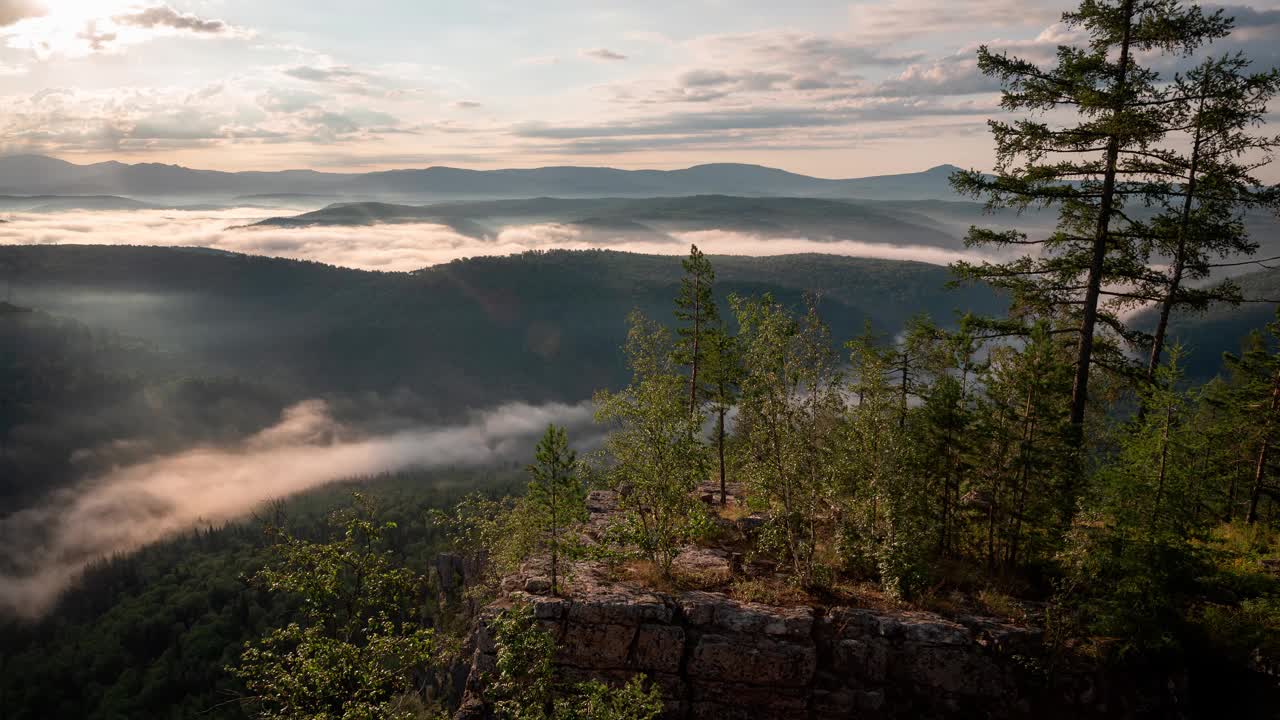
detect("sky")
[0,0,1278,177]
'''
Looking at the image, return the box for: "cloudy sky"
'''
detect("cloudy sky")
[1,0,1277,177]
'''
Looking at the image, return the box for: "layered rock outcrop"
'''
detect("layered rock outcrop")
[454,491,1187,719]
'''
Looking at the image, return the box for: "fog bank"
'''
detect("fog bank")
[0,399,595,618]
[0,208,995,271]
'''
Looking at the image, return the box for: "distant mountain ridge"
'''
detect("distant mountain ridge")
[251,194,967,249]
[0,154,967,201]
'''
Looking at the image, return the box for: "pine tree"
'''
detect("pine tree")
[886,315,944,428]
[1136,54,1280,379]
[917,372,971,558]
[1063,348,1215,650]
[844,323,929,598]
[526,424,587,595]
[1222,314,1280,524]
[951,0,1232,435]
[969,320,1077,570]
[674,244,719,421]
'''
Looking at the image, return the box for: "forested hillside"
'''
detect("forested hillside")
[0,245,1002,506]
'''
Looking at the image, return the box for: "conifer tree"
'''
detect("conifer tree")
[1063,349,1215,649]
[526,424,587,595]
[844,325,929,597]
[970,320,1077,569]
[951,0,1232,434]
[917,373,970,557]
[1222,315,1280,524]
[674,244,719,421]
[1136,55,1280,379]
[886,316,944,428]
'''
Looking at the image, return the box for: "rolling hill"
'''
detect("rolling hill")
[0,244,1004,507]
[1141,264,1280,377]
[2,244,1003,409]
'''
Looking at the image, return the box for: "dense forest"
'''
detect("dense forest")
[4,0,1280,717]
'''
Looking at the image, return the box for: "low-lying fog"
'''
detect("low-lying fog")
[0,399,597,618]
[0,207,994,271]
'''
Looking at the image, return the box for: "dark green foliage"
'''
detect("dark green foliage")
[952,0,1233,429]
[1060,351,1215,651]
[231,494,438,720]
[673,244,719,419]
[1219,315,1280,524]
[1136,54,1280,379]
[483,604,664,720]
[0,245,1002,508]
[525,425,588,594]
[594,312,711,575]
[0,468,521,720]
[733,293,845,585]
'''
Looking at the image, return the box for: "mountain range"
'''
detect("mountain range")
[0,154,967,201]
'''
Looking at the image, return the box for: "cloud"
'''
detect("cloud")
[0,83,409,155]
[581,48,627,61]
[0,207,1002,273]
[0,399,597,617]
[847,0,1061,41]
[0,0,44,27]
[1217,4,1280,29]
[3,1,245,57]
[690,30,924,73]
[509,100,992,157]
[112,5,230,34]
[453,100,482,109]
[863,55,1001,97]
[278,63,422,101]
[613,29,929,108]
[284,65,370,83]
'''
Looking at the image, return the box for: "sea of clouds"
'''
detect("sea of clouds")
[0,207,994,271]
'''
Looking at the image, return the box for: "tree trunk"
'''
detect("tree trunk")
[1147,88,1207,382]
[1150,403,1173,533]
[1070,0,1135,432]
[717,407,727,505]
[899,352,909,429]
[689,272,701,421]
[1009,386,1036,568]
[1247,369,1280,524]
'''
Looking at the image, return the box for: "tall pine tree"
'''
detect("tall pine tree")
[1135,54,1280,379]
[951,0,1232,435]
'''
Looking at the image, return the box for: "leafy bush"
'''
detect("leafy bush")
[484,604,664,720]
